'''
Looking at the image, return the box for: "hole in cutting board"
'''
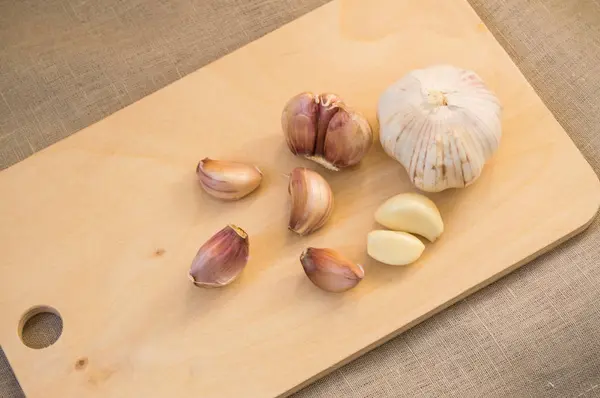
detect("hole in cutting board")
[18,306,63,349]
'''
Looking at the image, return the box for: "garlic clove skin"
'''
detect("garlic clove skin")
[374,192,444,242]
[189,224,249,288]
[282,92,373,171]
[367,230,425,266]
[322,107,373,169]
[196,158,262,200]
[316,93,343,154]
[288,167,333,235]
[300,247,365,292]
[281,92,319,156]
[377,64,502,192]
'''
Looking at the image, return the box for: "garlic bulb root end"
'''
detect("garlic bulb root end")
[304,155,340,171]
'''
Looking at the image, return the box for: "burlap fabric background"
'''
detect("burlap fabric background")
[2,0,600,396]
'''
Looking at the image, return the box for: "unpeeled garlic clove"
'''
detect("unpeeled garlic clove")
[282,92,319,156]
[374,193,444,242]
[282,92,373,171]
[367,230,425,266]
[189,224,249,288]
[196,158,262,200]
[288,167,333,235]
[300,247,365,292]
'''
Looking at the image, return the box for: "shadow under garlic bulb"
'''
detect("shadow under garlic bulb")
[377,64,502,192]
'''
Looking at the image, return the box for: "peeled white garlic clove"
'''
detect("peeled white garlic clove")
[300,247,365,292]
[196,158,262,200]
[377,65,502,192]
[282,92,373,171]
[189,224,249,287]
[288,167,333,235]
[375,192,444,242]
[367,230,425,266]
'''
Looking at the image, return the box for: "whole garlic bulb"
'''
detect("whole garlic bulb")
[377,65,502,192]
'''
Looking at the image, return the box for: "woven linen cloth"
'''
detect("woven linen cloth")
[2,0,600,397]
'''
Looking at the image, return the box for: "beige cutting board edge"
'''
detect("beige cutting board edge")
[1,0,600,397]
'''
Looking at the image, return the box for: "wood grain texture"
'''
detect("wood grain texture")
[1,0,599,397]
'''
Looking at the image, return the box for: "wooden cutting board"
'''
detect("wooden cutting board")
[1,0,599,397]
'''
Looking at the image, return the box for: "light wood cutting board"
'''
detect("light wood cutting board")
[1,0,600,397]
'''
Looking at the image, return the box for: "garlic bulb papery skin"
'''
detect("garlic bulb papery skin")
[377,65,502,192]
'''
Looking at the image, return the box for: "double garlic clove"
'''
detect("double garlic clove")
[300,248,365,292]
[196,158,262,200]
[189,224,249,288]
[367,230,425,266]
[368,193,444,266]
[288,167,333,235]
[374,193,444,242]
[282,92,373,171]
